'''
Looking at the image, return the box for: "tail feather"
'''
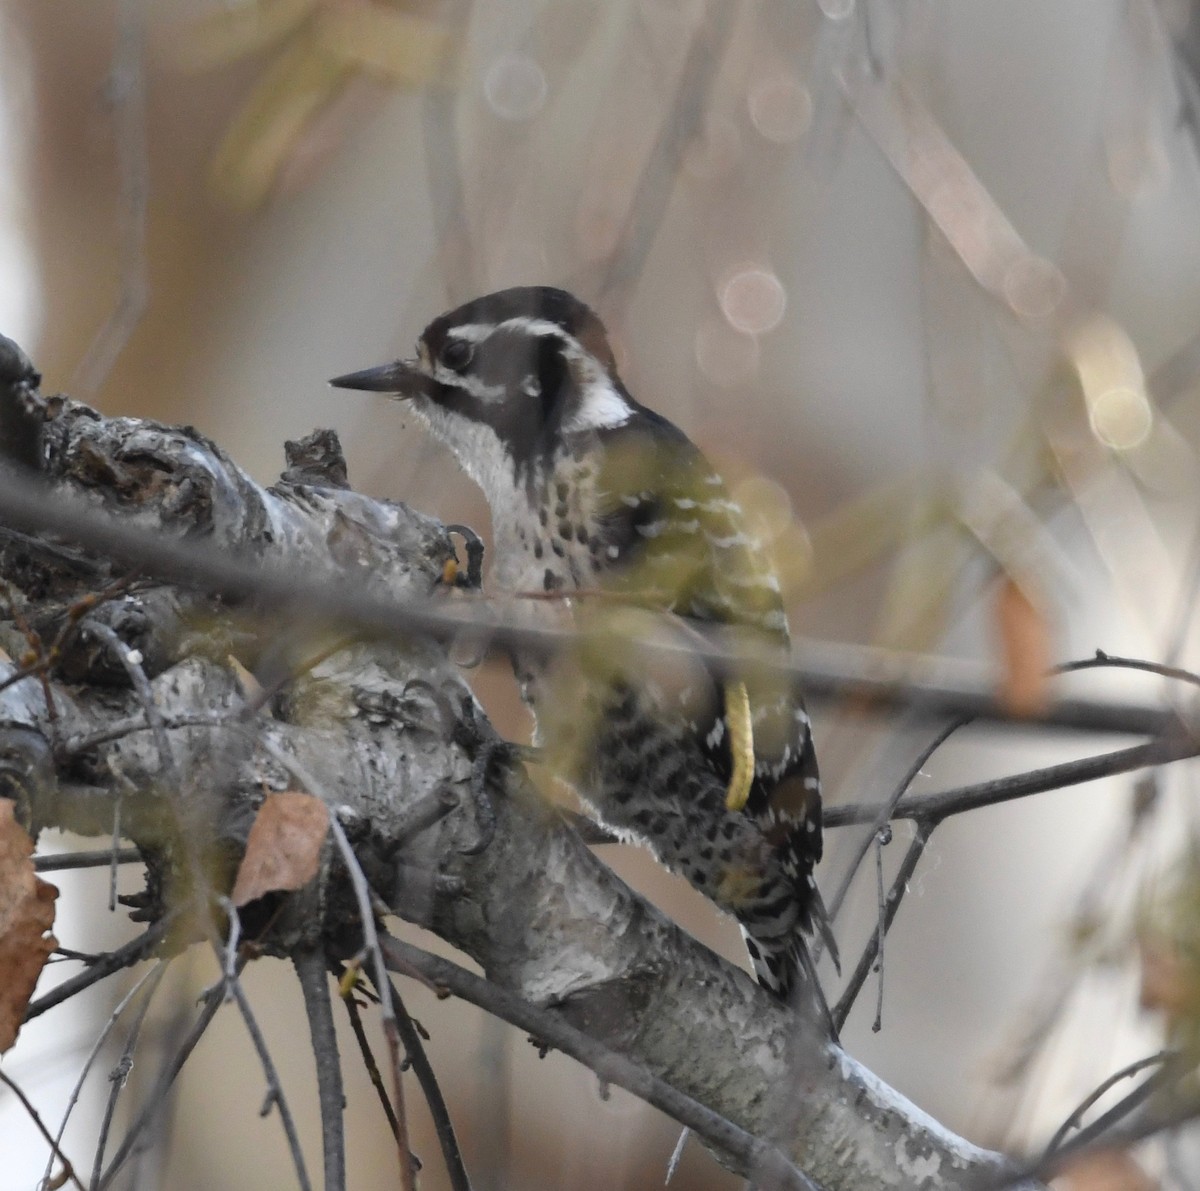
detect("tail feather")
[808,883,841,975]
[740,926,839,1040]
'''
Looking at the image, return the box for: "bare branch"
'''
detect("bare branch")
[44,959,166,1191]
[385,977,474,1191]
[1042,1050,1178,1158]
[0,464,1172,750]
[34,847,141,872]
[24,918,172,1022]
[224,969,314,1191]
[826,716,971,921]
[83,621,180,790]
[265,735,415,1191]
[97,976,226,1188]
[341,986,404,1146]
[832,821,934,1034]
[295,949,345,1191]
[379,932,821,1191]
[824,733,1200,829]
[1056,651,1200,691]
[0,1069,86,1191]
[89,962,170,1189]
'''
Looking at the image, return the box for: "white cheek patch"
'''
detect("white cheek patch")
[565,378,633,431]
[411,400,516,501]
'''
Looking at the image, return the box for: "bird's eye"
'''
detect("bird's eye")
[439,339,474,371]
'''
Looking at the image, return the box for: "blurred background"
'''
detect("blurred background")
[5,0,1200,1187]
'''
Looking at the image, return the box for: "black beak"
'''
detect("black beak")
[329,360,428,398]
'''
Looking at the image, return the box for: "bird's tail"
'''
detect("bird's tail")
[741,892,840,1038]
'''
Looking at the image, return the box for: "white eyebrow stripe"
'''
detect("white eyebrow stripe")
[443,323,496,344]
[431,361,506,401]
[497,316,576,344]
[445,318,580,349]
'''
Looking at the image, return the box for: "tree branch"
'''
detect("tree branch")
[824,732,1200,829]
[295,948,345,1191]
[0,377,1086,1189]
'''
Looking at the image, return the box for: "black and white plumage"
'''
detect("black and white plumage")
[332,286,835,1007]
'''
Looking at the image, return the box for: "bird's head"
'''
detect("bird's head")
[331,287,636,493]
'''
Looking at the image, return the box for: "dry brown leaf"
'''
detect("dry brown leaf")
[0,801,58,1053]
[1051,1149,1156,1191]
[231,791,329,906]
[995,574,1052,717]
[1138,933,1197,1021]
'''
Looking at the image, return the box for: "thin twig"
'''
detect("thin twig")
[597,0,737,305]
[34,847,141,872]
[1000,1071,1200,1188]
[330,812,415,1191]
[1042,1054,1183,1164]
[824,732,1200,829]
[0,466,1176,746]
[294,948,345,1191]
[384,975,473,1191]
[96,974,227,1188]
[59,712,231,760]
[872,828,888,1032]
[24,917,172,1021]
[73,0,149,396]
[84,621,180,790]
[341,986,404,1144]
[1042,1050,1177,1157]
[41,959,166,1191]
[0,1069,87,1191]
[108,796,121,912]
[832,819,936,1034]
[89,962,170,1189]
[826,716,970,921]
[1056,651,1200,690]
[224,972,314,1191]
[260,737,414,1191]
[665,1126,691,1184]
[379,932,819,1191]
[390,786,461,850]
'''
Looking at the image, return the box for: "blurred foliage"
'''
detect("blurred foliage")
[187,0,452,209]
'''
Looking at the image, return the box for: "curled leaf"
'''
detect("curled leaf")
[231,791,329,906]
[0,801,58,1052]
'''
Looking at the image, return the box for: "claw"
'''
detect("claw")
[444,523,485,589]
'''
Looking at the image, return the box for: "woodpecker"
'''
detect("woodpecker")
[332,286,836,1007]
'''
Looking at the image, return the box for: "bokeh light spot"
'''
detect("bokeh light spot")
[747,75,813,143]
[1089,387,1153,452]
[484,55,548,121]
[720,269,787,335]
